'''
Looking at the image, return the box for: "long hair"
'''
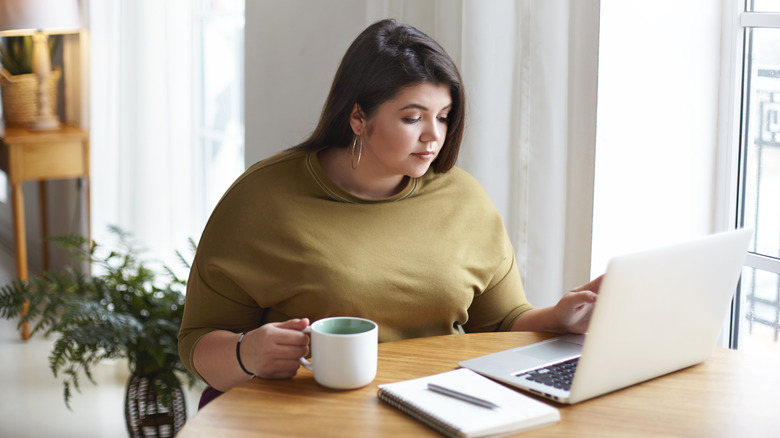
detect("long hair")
[293,19,465,173]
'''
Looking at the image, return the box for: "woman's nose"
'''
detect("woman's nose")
[420,119,444,143]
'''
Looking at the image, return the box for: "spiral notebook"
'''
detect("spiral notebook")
[377,368,559,438]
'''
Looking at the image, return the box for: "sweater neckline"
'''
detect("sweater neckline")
[305,150,419,204]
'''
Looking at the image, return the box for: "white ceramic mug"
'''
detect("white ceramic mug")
[299,317,378,389]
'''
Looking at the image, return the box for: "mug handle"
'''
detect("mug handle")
[299,326,313,370]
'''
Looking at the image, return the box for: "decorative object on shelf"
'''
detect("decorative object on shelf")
[0,35,61,126]
[0,226,197,438]
[0,0,80,130]
[0,65,61,125]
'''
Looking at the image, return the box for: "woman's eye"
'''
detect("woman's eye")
[403,117,421,124]
[438,116,449,123]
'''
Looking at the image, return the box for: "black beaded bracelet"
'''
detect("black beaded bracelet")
[236,331,254,377]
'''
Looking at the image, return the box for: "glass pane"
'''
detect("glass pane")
[743,28,780,259]
[748,0,780,12]
[198,0,245,219]
[739,267,780,356]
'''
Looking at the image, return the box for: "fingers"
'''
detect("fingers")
[556,290,598,334]
[261,358,308,380]
[561,289,597,307]
[552,277,604,334]
[274,317,310,332]
[268,318,311,346]
[575,290,598,304]
[243,318,311,379]
[569,274,604,294]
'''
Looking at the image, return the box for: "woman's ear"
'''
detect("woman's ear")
[349,103,366,136]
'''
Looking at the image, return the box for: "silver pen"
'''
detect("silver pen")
[427,383,500,409]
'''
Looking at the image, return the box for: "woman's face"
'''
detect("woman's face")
[356,82,452,180]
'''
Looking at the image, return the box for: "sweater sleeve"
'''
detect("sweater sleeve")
[177,259,264,380]
[462,251,534,333]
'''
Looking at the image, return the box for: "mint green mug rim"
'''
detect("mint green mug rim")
[312,317,377,335]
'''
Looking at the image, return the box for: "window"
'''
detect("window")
[197,0,245,221]
[734,1,780,354]
[89,0,245,274]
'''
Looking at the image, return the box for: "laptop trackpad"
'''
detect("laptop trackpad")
[514,336,583,370]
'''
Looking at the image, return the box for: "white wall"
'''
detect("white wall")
[591,0,725,274]
[244,0,460,165]
[244,0,368,165]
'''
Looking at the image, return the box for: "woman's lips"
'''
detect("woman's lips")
[413,151,436,160]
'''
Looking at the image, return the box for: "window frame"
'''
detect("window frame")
[724,4,780,348]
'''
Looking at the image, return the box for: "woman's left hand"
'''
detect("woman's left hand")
[554,275,603,334]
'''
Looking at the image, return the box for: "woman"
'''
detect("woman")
[178,19,601,396]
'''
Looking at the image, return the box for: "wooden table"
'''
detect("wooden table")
[0,125,90,340]
[179,332,780,437]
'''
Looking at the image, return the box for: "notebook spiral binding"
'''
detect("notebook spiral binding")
[377,387,462,438]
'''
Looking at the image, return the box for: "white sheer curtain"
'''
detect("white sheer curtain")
[89,0,199,268]
[374,1,599,305]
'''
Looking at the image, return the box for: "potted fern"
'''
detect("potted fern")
[0,227,196,438]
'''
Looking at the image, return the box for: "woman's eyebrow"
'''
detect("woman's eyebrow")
[399,103,452,111]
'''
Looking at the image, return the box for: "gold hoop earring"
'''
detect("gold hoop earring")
[351,135,362,170]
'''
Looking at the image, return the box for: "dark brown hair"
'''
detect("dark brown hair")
[293,19,465,173]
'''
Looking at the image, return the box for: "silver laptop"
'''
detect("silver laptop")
[459,228,752,404]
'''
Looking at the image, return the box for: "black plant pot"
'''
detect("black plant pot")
[125,372,186,438]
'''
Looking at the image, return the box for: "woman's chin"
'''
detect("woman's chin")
[406,164,434,178]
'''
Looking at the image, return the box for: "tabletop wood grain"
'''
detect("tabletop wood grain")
[179,332,780,437]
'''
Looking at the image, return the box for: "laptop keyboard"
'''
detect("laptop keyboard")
[518,357,579,391]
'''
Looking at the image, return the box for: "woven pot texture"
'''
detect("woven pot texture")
[0,67,61,126]
[125,372,187,438]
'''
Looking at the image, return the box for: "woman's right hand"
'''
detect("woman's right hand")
[192,318,311,392]
[240,318,311,379]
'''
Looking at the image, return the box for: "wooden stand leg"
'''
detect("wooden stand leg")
[40,181,49,271]
[84,177,91,274]
[11,183,30,340]
[85,176,90,248]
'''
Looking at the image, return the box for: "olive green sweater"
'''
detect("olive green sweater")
[178,149,533,379]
